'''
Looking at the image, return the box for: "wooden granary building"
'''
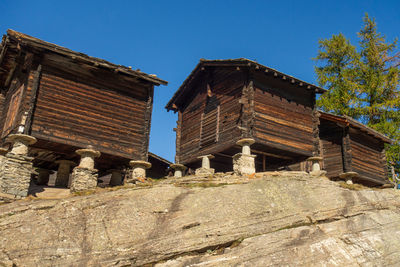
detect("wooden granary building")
[319,112,391,186]
[166,58,326,172]
[0,30,167,193]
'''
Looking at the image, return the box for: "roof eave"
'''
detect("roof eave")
[166,58,327,111]
[6,29,168,86]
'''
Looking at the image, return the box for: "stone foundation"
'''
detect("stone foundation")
[0,153,34,197]
[126,160,151,184]
[339,171,358,184]
[233,153,256,175]
[195,167,215,176]
[70,167,98,192]
[195,155,215,176]
[171,163,187,178]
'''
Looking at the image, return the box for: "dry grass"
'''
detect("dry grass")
[338,182,369,191]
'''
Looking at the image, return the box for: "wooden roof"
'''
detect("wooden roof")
[0,29,167,88]
[166,58,326,111]
[319,111,392,144]
[148,152,172,166]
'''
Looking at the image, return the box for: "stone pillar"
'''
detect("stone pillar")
[0,134,37,197]
[339,172,358,185]
[233,138,256,175]
[306,156,326,176]
[126,160,152,184]
[0,148,7,189]
[109,169,123,186]
[70,147,101,192]
[55,160,76,188]
[36,168,53,185]
[195,155,215,175]
[170,163,187,178]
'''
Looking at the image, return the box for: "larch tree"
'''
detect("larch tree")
[314,33,359,116]
[314,13,400,177]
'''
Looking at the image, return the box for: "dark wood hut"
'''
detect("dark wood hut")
[319,112,391,186]
[0,30,167,178]
[166,58,326,172]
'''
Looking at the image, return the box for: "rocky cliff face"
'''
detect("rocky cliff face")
[1,172,400,266]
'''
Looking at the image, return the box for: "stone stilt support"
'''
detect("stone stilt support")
[36,168,53,185]
[126,160,152,183]
[233,138,256,175]
[109,169,123,186]
[55,160,76,188]
[0,134,36,197]
[170,163,187,178]
[339,172,358,185]
[0,148,7,189]
[70,146,101,192]
[195,155,215,175]
[307,156,326,176]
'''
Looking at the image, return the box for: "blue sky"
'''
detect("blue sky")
[1,0,399,162]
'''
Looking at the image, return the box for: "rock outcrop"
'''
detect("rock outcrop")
[1,172,400,266]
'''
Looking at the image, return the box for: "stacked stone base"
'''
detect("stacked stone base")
[195,167,215,176]
[70,167,98,192]
[233,153,256,175]
[0,153,34,197]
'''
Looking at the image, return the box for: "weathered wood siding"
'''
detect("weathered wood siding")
[321,135,343,178]
[349,129,387,184]
[178,70,243,164]
[0,66,33,139]
[30,66,149,160]
[319,119,345,178]
[253,74,315,157]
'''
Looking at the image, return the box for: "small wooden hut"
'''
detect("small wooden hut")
[0,30,167,179]
[166,58,326,172]
[319,112,391,186]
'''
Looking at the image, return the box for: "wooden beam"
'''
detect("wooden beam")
[24,64,42,134]
[341,127,352,172]
[252,149,292,160]
[175,111,183,164]
[140,85,154,161]
[4,64,17,88]
[215,152,233,158]
[262,154,266,171]
[0,39,8,66]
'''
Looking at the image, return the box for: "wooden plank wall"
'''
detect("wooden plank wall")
[349,129,387,184]
[30,66,148,160]
[321,135,343,178]
[178,70,243,164]
[253,80,314,157]
[319,120,345,178]
[0,65,33,139]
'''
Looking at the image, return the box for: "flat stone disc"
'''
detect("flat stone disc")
[76,149,101,158]
[129,160,152,169]
[6,134,37,145]
[236,138,255,146]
